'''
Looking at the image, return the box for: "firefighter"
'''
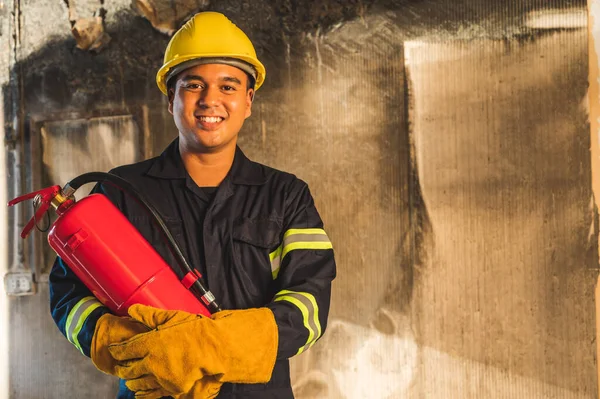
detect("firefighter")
[49,11,336,399]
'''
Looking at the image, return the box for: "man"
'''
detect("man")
[49,11,336,399]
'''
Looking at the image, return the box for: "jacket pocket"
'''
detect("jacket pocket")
[230,217,283,304]
[232,217,281,248]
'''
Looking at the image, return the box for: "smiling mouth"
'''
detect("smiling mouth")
[196,116,224,123]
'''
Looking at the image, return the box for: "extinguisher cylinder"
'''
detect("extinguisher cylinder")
[48,193,211,317]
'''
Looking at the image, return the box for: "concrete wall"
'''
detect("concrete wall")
[1,1,596,398]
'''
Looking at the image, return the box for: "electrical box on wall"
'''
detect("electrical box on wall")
[4,271,36,296]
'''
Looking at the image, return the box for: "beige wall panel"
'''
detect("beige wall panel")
[407,31,595,397]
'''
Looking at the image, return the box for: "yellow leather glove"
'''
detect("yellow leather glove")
[108,304,278,396]
[118,307,223,399]
[90,313,150,375]
[176,377,221,399]
[125,375,221,399]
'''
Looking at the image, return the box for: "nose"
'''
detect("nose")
[198,86,221,108]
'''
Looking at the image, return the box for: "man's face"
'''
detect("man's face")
[168,63,254,154]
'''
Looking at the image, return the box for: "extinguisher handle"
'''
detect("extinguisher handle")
[20,201,52,238]
[8,185,62,238]
[7,185,62,206]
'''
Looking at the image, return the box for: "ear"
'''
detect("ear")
[168,87,175,115]
[244,88,254,119]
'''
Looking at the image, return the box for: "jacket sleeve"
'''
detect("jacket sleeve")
[48,180,124,357]
[266,180,336,359]
[49,257,110,357]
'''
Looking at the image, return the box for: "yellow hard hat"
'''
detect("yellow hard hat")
[156,12,266,95]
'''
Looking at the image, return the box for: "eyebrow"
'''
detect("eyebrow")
[221,76,242,85]
[180,75,242,85]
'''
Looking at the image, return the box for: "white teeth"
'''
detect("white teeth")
[198,116,222,123]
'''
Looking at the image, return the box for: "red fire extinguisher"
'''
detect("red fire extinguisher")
[8,172,220,317]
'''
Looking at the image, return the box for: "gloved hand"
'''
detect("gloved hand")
[118,307,223,399]
[90,313,150,375]
[125,374,222,399]
[177,377,221,399]
[108,304,278,396]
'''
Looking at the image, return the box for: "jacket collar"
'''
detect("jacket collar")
[146,138,268,186]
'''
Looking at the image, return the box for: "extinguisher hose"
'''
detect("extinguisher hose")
[64,172,222,314]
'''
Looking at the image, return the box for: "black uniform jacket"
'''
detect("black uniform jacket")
[49,139,336,399]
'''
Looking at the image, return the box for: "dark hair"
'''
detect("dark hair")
[167,71,255,94]
[246,74,256,90]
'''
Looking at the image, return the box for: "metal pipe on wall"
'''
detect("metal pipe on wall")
[0,92,10,399]
[0,0,21,396]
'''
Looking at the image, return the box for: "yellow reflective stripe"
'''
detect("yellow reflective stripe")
[269,228,332,280]
[65,296,103,354]
[298,291,321,352]
[269,245,282,279]
[274,295,313,355]
[65,297,93,342]
[283,228,329,238]
[274,289,321,355]
[281,228,332,263]
[72,302,103,354]
[281,241,333,261]
[269,246,282,261]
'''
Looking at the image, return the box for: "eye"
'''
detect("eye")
[222,85,236,92]
[184,82,203,90]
